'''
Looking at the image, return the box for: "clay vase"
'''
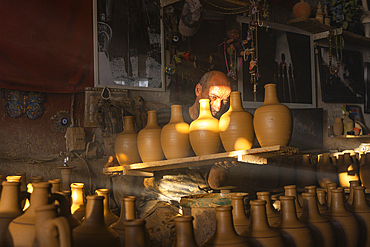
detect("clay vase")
[173,215,199,247]
[95,188,119,226]
[253,83,293,147]
[321,183,338,217]
[8,182,69,247]
[359,153,370,188]
[125,219,149,247]
[349,186,370,247]
[316,154,338,188]
[34,204,72,247]
[284,185,303,217]
[58,166,75,191]
[329,188,359,247]
[316,190,328,210]
[189,99,221,156]
[299,193,335,247]
[241,200,284,247]
[201,205,249,247]
[115,116,141,165]
[231,195,250,235]
[256,191,280,227]
[161,105,193,159]
[219,91,254,151]
[137,110,165,162]
[296,155,316,188]
[14,172,27,192]
[271,196,314,247]
[73,195,120,247]
[70,183,86,221]
[57,190,81,229]
[304,186,327,214]
[0,181,23,247]
[49,179,61,193]
[346,180,361,208]
[333,118,343,136]
[293,0,311,18]
[338,153,359,188]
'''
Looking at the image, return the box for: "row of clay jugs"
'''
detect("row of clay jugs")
[241,200,284,247]
[284,185,303,217]
[299,193,335,247]
[173,215,198,247]
[316,153,338,188]
[34,204,72,247]
[95,188,119,226]
[359,153,370,188]
[190,99,221,156]
[8,182,70,247]
[73,195,120,247]
[253,83,293,147]
[161,105,193,159]
[219,91,254,152]
[231,195,250,235]
[201,205,249,246]
[115,115,142,165]
[256,191,280,226]
[337,153,359,188]
[272,196,314,247]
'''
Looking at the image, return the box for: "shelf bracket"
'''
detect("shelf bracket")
[313,28,342,41]
[237,154,268,164]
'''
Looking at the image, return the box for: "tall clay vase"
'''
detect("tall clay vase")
[73,195,120,247]
[161,105,193,159]
[256,191,280,226]
[333,118,343,136]
[253,83,292,147]
[137,110,165,162]
[359,153,370,188]
[58,166,75,191]
[71,183,86,221]
[0,181,23,247]
[115,116,141,165]
[231,195,250,235]
[293,0,311,18]
[241,200,284,247]
[329,188,359,247]
[316,154,338,188]
[34,204,72,247]
[284,185,303,217]
[299,193,335,247]
[125,219,149,247]
[349,186,370,247]
[190,99,222,156]
[173,215,199,247]
[219,91,254,151]
[338,153,359,188]
[201,205,249,247]
[271,196,314,247]
[296,155,316,188]
[95,188,119,226]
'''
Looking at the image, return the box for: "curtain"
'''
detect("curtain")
[0,0,94,93]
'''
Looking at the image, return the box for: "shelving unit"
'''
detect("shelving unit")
[329,135,370,139]
[103,145,300,176]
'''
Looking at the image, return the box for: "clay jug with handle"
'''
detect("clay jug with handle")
[346,180,360,208]
[173,215,199,247]
[161,105,193,159]
[219,91,254,151]
[115,116,141,165]
[190,99,221,156]
[95,188,119,226]
[256,191,280,226]
[33,204,72,247]
[231,195,250,235]
[253,83,292,147]
[241,199,284,247]
[137,110,165,162]
[304,186,327,214]
[284,185,303,217]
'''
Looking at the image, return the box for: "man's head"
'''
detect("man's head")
[195,71,231,117]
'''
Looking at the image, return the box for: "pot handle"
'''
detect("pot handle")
[49,217,72,247]
[50,193,70,219]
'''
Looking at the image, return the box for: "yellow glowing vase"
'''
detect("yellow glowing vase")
[71,183,86,221]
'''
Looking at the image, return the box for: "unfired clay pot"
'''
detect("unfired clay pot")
[272,196,314,247]
[253,83,292,147]
[293,0,311,18]
[95,188,119,226]
[174,215,199,247]
[338,153,359,188]
[359,153,370,188]
[34,204,72,247]
[299,193,335,247]
[333,118,343,136]
[190,99,221,156]
[201,205,249,247]
[321,183,338,217]
[219,91,254,151]
[71,183,86,221]
[329,188,359,247]
[161,105,193,159]
[316,154,338,188]
[241,200,284,247]
[256,191,280,226]
[346,180,361,207]
[231,195,250,235]
[137,110,165,162]
[49,179,61,193]
[124,219,149,247]
[284,185,303,217]
[115,116,141,165]
[304,186,327,214]
[72,195,120,247]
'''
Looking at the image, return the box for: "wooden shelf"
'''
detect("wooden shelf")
[329,135,370,139]
[103,145,300,176]
[287,17,370,47]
